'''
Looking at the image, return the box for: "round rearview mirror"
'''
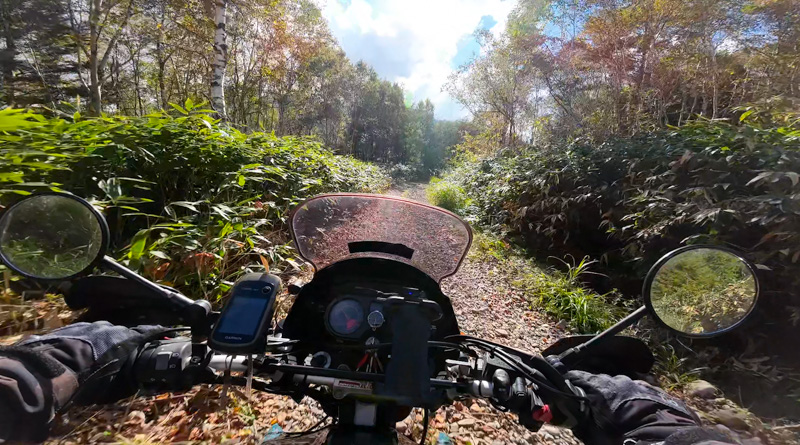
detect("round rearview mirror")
[644,246,759,337]
[0,193,109,280]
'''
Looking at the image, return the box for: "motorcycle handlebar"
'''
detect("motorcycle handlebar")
[135,339,585,429]
[201,352,581,427]
[206,353,468,390]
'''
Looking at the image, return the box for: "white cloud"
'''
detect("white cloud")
[319,0,515,120]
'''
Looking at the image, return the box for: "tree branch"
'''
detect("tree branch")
[99,0,134,74]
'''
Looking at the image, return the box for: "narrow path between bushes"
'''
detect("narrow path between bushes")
[39,182,579,445]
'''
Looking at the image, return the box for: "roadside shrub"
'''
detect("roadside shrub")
[426,177,469,213]
[452,109,800,328]
[0,102,390,302]
[470,231,622,333]
[507,253,624,333]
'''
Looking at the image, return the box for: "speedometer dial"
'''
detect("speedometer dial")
[328,299,364,336]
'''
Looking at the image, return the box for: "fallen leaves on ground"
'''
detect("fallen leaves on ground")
[47,387,328,444]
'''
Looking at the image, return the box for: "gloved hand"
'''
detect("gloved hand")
[0,321,170,442]
[11,321,170,404]
[566,370,700,445]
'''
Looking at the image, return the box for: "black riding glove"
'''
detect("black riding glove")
[18,321,171,403]
[0,321,169,442]
[566,370,701,445]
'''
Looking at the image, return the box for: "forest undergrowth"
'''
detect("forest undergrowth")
[426,108,800,438]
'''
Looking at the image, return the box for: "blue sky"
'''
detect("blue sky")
[321,0,515,120]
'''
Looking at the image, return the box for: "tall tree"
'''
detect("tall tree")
[206,0,228,119]
[67,0,136,115]
[0,0,16,105]
[446,30,542,146]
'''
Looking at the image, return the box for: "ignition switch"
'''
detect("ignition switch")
[310,351,332,368]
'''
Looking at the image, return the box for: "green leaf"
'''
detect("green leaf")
[169,103,188,115]
[121,212,164,218]
[129,230,149,260]
[0,109,45,131]
[149,250,169,260]
[237,175,246,186]
[786,172,799,187]
[116,177,155,184]
[0,189,31,196]
[746,171,771,186]
[0,172,25,182]
[16,182,53,187]
[170,201,200,213]
[739,109,754,122]
[219,222,233,237]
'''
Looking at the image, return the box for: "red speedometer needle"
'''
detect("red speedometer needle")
[346,318,358,331]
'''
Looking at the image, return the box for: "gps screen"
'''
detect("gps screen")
[216,291,269,336]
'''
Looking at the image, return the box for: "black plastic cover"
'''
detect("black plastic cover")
[542,335,654,377]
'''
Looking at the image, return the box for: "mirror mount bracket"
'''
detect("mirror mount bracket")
[101,256,212,336]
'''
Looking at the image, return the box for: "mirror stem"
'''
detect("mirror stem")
[559,306,649,366]
[102,256,195,308]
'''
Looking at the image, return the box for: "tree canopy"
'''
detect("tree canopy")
[447,0,799,145]
[0,0,466,175]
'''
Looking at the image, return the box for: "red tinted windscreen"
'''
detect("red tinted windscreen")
[289,194,472,281]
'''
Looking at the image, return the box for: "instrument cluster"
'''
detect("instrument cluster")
[324,286,425,340]
[324,296,386,339]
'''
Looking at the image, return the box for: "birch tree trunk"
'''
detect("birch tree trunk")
[156,1,168,110]
[89,0,102,114]
[210,0,228,120]
[0,0,16,105]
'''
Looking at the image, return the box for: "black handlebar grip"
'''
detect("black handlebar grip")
[492,369,511,401]
[133,338,192,391]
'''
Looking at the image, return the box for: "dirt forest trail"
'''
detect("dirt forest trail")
[34,182,579,445]
[386,182,581,445]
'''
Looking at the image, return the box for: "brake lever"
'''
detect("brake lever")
[486,358,588,430]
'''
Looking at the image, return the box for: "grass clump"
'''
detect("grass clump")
[426,177,469,213]
[471,231,622,334]
[513,263,624,334]
[652,343,702,390]
[469,231,511,261]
